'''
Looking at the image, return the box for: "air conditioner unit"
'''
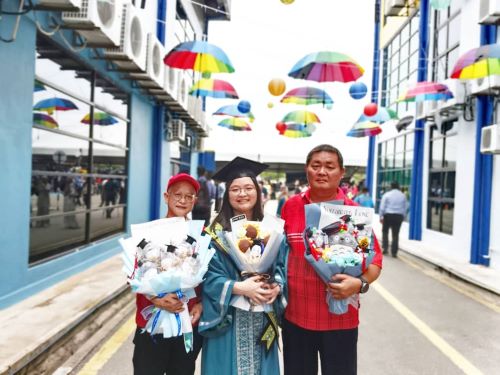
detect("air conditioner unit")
[103,2,146,72]
[177,73,189,110]
[438,79,466,118]
[385,0,406,16]
[129,33,165,89]
[193,136,205,152]
[168,119,186,142]
[480,124,500,153]
[35,0,81,11]
[62,0,123,47]
[416,101,437,120]
[164,66,179,100]
[479,0,500,25]
[469,75,500,95]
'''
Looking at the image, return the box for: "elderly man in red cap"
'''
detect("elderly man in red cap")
[133,173,203,375]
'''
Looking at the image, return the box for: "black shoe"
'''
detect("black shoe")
[382,250,388,255]
[392,253,398,258]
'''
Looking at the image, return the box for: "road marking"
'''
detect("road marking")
[372,282,484,375]
[77,315,135,375]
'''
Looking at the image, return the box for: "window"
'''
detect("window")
[431,7,460,82]
[427,122,457,234]
[30,35,129,264]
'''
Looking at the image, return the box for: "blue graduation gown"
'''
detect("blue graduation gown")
[199,239,288,375]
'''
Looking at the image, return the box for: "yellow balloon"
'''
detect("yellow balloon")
[281,0,295,4]
[268,78,286,96]
[267,102,274,109]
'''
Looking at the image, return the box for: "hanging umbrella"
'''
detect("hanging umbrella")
[398,81,454,102]
[163,40,235,73]
[282,110,321,125]
[450,43,500,79]
[288,51,364,82]
[81,112,118,125]
[33,97,78,115]
[276,122,316,138]
[218,117,252,131]
[189,78,239,99]
[357,107,398,123]
[34,81,46,92]
[213,104,255,122]
[347,121,382,138]
[280,86,334,106]
[33,112,58,129]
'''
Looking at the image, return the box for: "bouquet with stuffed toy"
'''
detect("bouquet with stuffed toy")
[120,217,214,351]
[303,201,375,314]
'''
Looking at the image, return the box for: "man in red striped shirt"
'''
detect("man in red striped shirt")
[281,144,383,375]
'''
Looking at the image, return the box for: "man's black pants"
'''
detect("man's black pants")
[282,318,358,375]
[382,213,404,256]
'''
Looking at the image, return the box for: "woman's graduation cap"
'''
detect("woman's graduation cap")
[212,157,269,182]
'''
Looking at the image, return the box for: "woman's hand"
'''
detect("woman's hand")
[189,302,202,324]
[264,283,281,304]
[327,274,361,299]
[233,275,270,305]
[150,293,185,313]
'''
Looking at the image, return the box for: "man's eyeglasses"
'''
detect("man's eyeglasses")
[170,193,196,203]
[229,186,256,195]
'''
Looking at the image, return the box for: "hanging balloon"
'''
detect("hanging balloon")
[267,102,274,109]
[363,103,378,117]
[237,100,251,114]
[349,82,368,100]
[280,0,295,4]
[430,0,451,10]
[276,122,287,134]
[268,78,286,96]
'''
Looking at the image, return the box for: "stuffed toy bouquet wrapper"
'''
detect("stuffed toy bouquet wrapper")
[210,214,285,312]
[303,201,375,315]
[120,217,215,351]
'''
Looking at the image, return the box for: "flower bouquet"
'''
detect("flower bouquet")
[209,214,285,312]
[120,217,214,351]
[303,201,375,314]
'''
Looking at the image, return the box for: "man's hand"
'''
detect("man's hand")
[233,276,269,305]
[150,293,184,313]
[327,274,362,299]
[265,283,281,304]
[190,302,202,324]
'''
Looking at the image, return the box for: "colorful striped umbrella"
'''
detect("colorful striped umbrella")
[189,78,239,99]
[218,117,252,131]
[33,97,78,115]
[164,40,235,73]
[276,122,316,138]
[280,86,334,106]
[450,43,500,79]
[213,104,255,122]
[282,110,321,125]
[347,121,382,137]
[33,112,58,129]
[398,81,454,102]
[81,112,118,126]
[357,107,398,123]
[288,51,364,83]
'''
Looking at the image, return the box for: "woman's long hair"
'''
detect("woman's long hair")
[209,173,263,231]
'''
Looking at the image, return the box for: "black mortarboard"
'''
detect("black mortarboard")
[212,157,269,182]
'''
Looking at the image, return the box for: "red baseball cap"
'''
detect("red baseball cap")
[166,173,200,193]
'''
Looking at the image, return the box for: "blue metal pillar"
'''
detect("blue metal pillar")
[149,0,168,220]
[470,25,496,266]
[409,0,430,240]
[366,0,381,195]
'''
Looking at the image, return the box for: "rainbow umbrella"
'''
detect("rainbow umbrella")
[34,81,46,92]
[450,43,500,79]
[218,117,252,131]
[282,110,321,125]
[33,97,78,115]
[189,78,239,99]
[276,122,316,138]
[163,40,235,73]
[213,104,255,122]
[81,112,118,126]
[288,51,364,83]
[357,107,398,123]
[398,81,454,102]
[33,112,58,129]
[347,121,382,138]
[280,86,334,106]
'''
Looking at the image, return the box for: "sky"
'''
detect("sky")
[203,0,376,166]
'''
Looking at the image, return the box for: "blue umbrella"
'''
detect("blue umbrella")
[33,97,78,115]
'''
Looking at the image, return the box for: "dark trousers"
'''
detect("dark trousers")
[132,326,202,375]
[282,319,358,375]
[382,213,404,256]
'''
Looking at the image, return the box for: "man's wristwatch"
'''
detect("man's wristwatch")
[358,276,369,294]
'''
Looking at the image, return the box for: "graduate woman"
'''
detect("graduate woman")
[199,157,287,375]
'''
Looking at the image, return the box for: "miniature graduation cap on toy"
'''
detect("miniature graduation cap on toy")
[212,156,269,182]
